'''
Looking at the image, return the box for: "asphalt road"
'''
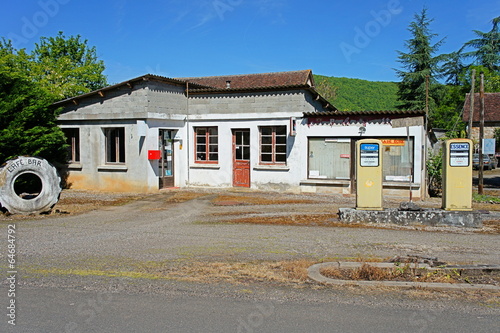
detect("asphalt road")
[1,189,499,332]
[473,166,500,188]
[3,287,498,333]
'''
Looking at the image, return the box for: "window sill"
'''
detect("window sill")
[67,163,83,170]
[253,165,289,171]
[190,164,220,169]
[97,164,128,172]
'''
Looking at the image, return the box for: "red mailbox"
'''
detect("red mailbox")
[148,150,161,160]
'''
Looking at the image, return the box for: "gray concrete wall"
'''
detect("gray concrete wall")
[59,81,188,121]
[59,83,149,121]
[146,82,187,119]
[188,90,320,115]
[61,120,157,192]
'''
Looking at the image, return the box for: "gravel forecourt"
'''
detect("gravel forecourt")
[1,188,500,316]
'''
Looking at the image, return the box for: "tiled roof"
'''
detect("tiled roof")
[177,70,314,90]
[52,74,195,107]
[53,70,334,110]
[303,110,425,116]
[463,93,500,122]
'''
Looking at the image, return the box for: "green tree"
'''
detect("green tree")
[30,31,107,99]
[431,84,466,133]
[0,39,31,78]
[0,68,67,165]
[313,75,399,111]
[462,16,500,72]
[314,76,338,104]
[459,65,500,93]
[395,8,445,116]
[0,32,107,166]
[440,51,466,86]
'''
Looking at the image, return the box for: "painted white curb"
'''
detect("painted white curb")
[308,262,500,291]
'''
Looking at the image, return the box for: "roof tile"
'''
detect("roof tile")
[463,93,500,122]
[177,70,313,90]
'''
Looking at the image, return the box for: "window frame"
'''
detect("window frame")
[62,128,80,163]
[194,127,218,164]
[307,137,351,180]
[104,127,126,164]
[380,137,414,182]
[259,126,287,165]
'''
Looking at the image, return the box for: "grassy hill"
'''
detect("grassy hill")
[313,74,399,111]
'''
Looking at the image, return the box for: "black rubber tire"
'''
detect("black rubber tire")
[0,156,61,214]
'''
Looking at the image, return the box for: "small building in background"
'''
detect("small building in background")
[463,92,500,144]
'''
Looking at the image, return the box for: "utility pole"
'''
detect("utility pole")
[478,72,485,195]
[468,69,476,139]
[425,75,429,116]
[423,75,429,200]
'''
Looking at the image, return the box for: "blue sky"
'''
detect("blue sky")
[1,0,499,84]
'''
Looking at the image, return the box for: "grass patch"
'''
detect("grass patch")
[22,259,315,285]
[165,260,314,284]
[473,193,500,203]
[27,267,164,280]
[227,214,397,230]
[320,263,500,285]
[228,214,338,226]
[164,192,209,203]
[212,194,317,206]
[481,220,500,234]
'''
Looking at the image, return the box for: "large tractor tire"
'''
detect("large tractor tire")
[0,156,61,215]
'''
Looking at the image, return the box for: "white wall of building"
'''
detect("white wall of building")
[185,115,303,192]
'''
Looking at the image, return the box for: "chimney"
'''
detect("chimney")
[226,80,231,89]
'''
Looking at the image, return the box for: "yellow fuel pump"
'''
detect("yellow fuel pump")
[356,139,383,210]
[442,139,473,211]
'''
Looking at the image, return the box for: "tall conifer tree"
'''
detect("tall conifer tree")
[395,8,444,115]
[463,16,500,72]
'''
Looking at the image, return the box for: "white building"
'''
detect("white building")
[55,70,427,198]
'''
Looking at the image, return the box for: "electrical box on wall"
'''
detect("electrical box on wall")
[148,150,161,160]
[290,117,296,136]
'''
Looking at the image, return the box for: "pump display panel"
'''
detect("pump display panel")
[359,143,380,167]
[449,143,470,167]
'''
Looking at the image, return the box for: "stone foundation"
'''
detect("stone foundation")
[338,208,483,228]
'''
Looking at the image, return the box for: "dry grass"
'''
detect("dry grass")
[0,192,142,220]
[25,260,500,304]
[56,196,140,214]
[228,214,339,226]
[353,256,387,262]
[99,259,316,285]
[164,191,209,203]
[212,194,317,206]
[320,263,500,284]
[480,220,500,234]
[223,213,500,234]
[226,214,397,230]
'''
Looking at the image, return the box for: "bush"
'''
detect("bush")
[427,150,443,197]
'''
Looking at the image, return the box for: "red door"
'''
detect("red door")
[233,130,250,187]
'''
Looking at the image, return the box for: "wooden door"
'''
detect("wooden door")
[233,129,250,187]
[159,129,175,188]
